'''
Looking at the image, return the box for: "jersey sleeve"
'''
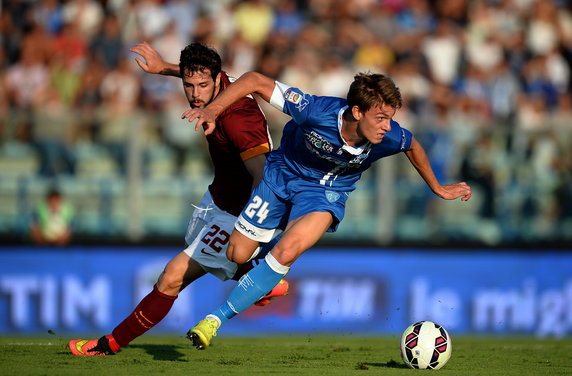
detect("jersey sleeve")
[385,120,413,153]
[219,101,271,161]
[269,81,315,125]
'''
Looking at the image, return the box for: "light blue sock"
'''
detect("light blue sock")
[212,253,289,325]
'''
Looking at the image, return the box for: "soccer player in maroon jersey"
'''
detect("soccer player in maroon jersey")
[69,42,288,356]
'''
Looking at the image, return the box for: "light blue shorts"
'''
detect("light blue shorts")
[234,178,351,242]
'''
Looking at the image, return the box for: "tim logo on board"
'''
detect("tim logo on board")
[241,276,387,322]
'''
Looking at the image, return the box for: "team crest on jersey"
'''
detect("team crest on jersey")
[284,89,309,111]
[325,190,341,203]
[285,89,302,104]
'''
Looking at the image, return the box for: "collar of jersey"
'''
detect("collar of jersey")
[337,106,370,155]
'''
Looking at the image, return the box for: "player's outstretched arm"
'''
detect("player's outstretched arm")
[130,42,180,77]
[181,71,276,135]
[405,137,472,201]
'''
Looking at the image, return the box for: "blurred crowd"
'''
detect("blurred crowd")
[1,0,571,244]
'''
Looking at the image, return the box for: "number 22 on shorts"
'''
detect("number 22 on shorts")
[244,195,269,224]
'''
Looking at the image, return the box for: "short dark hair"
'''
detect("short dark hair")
[179,43,222,80]
[346,73,402,112]
[46,187,61,199]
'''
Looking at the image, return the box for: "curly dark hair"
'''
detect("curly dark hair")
[346,73,402,112]
[179,43,222,80]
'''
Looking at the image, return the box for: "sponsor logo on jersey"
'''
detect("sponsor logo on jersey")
[237,221,257,237]
[325,190,341,203]
[304,131,371,171]
[305,131,334,153]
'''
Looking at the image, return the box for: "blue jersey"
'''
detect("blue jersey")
[235,82,414,239]
[265,82,413,195]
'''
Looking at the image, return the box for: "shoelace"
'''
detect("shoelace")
[207,321,218,337]
[86,338,113,355]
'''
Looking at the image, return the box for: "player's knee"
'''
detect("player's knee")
[271,239,301,266]
[227,242,253,264]
[226,243,236,262]
[156,266,184,293]
[227,248,250,264]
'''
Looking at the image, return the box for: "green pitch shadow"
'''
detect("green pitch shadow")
[364,359,409,369]
[130,344,187,361]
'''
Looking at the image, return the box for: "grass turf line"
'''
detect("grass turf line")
[1,336,570,376]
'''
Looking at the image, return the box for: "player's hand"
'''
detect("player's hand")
[181,108,217,136]
[435,182,472,201]
[130,42,166,74]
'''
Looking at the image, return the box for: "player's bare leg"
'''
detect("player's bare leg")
[70,253,205,356]
[188,212,331,349]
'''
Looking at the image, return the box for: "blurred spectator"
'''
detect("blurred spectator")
[362,2,396,44]
[160,94,205,177]
[62,0,104,40]
[460,134,497,220]
[452,64,490,119]
[91,14,125,69]
[421,19,462,85]
[526,0,559,56]
[233,0,275,46]
[52,22,89,72]
[32,0,65,36]
[31,84,77,177]
[3,48,49,109]
[133,0,171,40]
[20,22,54,66]
[75,56,106,139]
[353,31,395,72]
[392,0,435,59]
[3,47,50,141]
[391,57,431,116]
[97,56,141,175]
[165,0,201,42]
[395,0,435,36]
[273,0,304,37]
[435,0,469,27]
[522,55,559,110]
[224,32,258,77]
[0,10,19,65]
[313,53,354,97]
[138,22,184,108]
[279,47,320,92]
[30,187,74,246]
[486,60,521,122]
[202,0,234,45]
[544,49,570,94]
[49,52,82,107]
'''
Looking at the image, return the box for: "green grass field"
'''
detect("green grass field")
[1,335,570,375]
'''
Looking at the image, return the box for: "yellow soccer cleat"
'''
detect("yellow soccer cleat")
[187,318,219,350]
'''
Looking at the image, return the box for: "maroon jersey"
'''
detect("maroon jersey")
[206,72,271,216]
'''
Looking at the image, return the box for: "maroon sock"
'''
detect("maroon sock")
[106,334,121,353]
[111,285,177,348]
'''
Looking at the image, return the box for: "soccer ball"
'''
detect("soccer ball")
[400,321,452,370]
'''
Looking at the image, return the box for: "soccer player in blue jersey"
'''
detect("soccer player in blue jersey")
[182,71,472,349]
